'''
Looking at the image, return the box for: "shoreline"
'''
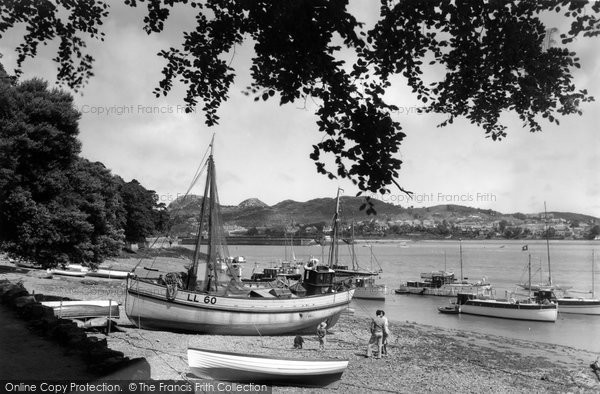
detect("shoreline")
[1,258,599,392]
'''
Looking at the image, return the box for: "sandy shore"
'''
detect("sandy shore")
[1,256,600,393]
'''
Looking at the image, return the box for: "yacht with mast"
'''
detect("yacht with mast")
[456,255,558,322]
[327,193,387,300]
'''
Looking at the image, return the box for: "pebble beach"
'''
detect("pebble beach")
[1,256,600,393]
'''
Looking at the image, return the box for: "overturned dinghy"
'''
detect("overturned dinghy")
[87,268,130,279]
[40,300,120,319]
[187,347,348,387]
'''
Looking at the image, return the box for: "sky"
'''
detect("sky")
[1,2,599,218]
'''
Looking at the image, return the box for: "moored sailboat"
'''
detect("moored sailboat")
[536,251,600,315]
[517,203,570,291]
[457,256,557,322]
[327,194,386,300]
[124,141,354,335]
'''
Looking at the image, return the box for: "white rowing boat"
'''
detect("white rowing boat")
[187,347,348,387]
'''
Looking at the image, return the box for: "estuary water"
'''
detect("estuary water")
[226,239,600,353]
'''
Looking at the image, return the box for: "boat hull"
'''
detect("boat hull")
[557,298,600,315]
[354,285,387,301]
[187,348,348,387]
[87,269,130,279]
[460,299,557,322]
[40,300,120,319]
[125,278,354,335]
[47,269,87,277]
[395,284,492,297]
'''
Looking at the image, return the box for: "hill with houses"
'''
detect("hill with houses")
[167,195,600,240]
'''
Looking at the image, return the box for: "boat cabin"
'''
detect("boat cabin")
[404,271,456,289]
[456,293,476,305]
[533,290,557,303]
[303,265,335,295]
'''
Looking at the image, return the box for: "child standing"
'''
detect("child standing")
[317,321,327,349]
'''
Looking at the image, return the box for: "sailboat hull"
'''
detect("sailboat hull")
[556,298,600,315]
[125,278,355,335]
[459,299,558,322]
[353,284,387,301]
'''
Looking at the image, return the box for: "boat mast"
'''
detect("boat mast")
[593,250,596,298]
[351,222,357,270]
[544,202,552,286]
[328,188,342,267]
[459,239,463,282]
[187,140,214,291]
[528,254,532,300]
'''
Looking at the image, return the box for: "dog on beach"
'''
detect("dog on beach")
[293,335,304,349]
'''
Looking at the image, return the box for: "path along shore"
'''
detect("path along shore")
[1,257,599,393]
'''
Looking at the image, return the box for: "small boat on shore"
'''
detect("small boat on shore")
[187,347,348,387]
[40,300,120,319]
[87,268,130,279]
[47,266,88,277]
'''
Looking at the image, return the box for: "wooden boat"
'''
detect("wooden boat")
[396,271,492,297]
[40,300,120,319]
[555,297,600,315]
[552,250,600,315]
[330,220,386,301]
[47,268,88,277]
[187,347,348,387]
[87,268,130,279]
[396,242,492,297]
[353,277,387,301]
[125,140,354,335]
[517,203,570,291]
[438,305,460,314]
[457,257,557,322]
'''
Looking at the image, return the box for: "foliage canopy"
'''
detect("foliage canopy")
[1,0,598,196]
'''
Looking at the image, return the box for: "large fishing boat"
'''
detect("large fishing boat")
[125,140,354,335]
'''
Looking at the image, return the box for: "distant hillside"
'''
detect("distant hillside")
[167,195,598,237]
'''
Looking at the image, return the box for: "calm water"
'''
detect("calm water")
[226,239,600,353]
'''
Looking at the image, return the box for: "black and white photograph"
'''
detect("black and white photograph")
[1,1,599,393]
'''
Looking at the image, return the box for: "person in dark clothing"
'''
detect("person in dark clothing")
[366,310,385,358]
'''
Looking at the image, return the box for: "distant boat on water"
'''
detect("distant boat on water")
[187,347,348,387]
[395,242,492,297]
[328,204,387,301]
[535,250,600,315]
[517,203,570,291]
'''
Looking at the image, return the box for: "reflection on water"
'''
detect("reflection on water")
[228,240,600,352]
